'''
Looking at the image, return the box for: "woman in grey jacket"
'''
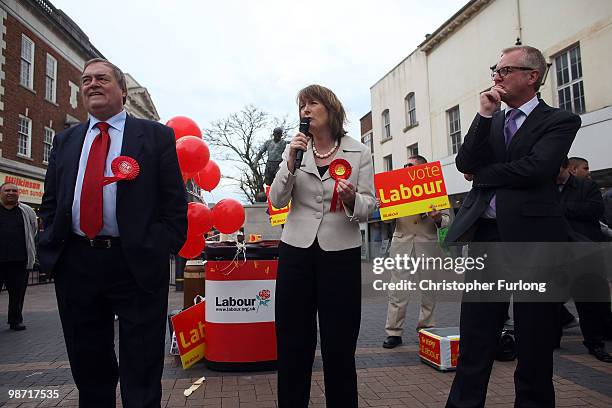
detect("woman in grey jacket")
[270,85,376,408]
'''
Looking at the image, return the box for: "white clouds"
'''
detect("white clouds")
[52,0,465,199]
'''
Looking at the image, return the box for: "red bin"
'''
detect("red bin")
[204,241,279,371]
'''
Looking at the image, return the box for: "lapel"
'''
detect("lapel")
[299,139,320,179]
[506,100,549,157]
[491,111,506,163]
[321,137,360,181]
[117,115,144,204]
[63,122,89,207]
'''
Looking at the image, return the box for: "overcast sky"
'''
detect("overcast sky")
[52,0,466,202]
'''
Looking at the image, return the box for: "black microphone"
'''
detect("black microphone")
[295,117,311,170]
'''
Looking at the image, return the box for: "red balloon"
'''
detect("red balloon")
[193,160,221,192]
[187,202,213,236]
[178,234,205,259]
[212,199,245,234]
[166,116,202,141]
[176,136,210,174]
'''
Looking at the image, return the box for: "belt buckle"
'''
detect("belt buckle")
[89,238,111,249]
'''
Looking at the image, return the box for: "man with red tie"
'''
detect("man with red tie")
[39,59,187,407]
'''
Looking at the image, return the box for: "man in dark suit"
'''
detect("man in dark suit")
[445,46,581,408]
[556,159,612,362]
[39,58,187,407]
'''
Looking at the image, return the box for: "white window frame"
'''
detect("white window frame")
[20,35,35,89]
[554,45,585,114]
[45,54,57,102]
[405,93,417,127]
[447,106,462,154]
[43,127,55,164]
[381,109,391,141]
[407,143,419,158]
[383,154,393,171]
[18,115,32,158]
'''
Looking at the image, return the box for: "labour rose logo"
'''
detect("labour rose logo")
[256,289,271,312]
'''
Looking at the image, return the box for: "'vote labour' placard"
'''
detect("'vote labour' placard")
[374,161,450,221]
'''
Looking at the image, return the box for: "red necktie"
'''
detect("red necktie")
[80,122,111,239]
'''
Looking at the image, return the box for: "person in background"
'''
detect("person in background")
[0,182,37,331]
[382,155,450,349]
[270,84,376,407]
[568,156,591,180]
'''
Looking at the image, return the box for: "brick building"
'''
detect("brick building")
[0,0,103,209]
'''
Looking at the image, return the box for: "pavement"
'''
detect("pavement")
[1,264,611,407]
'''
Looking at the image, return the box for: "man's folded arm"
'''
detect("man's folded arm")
[473,114,581,189]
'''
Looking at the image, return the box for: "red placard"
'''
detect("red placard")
[171,300,206,369]
[374,161,450,220]
[419,331,442,365]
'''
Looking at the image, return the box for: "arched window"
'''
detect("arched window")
[382,109,391,140]
[405,93,416,127]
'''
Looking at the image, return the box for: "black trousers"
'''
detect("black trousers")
[446,219,560,408]
[54,237,169,408]
[275,240,361,408]
[0,261,28,325]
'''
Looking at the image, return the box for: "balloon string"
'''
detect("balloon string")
[219,241,247,276]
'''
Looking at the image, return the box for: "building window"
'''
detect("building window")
[383,154,393,171]
[20,35,35,89]
[18,116,32,157]
[447,106,462,154]
[362,132,373,154]
[381,109,391,141]
[407,143,419,158]
[405,93,416,127]
[43,127,55,164]
[555,45,585,114]
[45,54,57,102]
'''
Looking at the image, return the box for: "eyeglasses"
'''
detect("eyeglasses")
[491,66,534,79]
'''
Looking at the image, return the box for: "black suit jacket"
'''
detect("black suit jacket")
[39,115,188,292]
[559,175,604,242]
[445,101,581,243]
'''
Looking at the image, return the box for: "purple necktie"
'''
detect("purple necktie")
[486,109,523,216]
[504,109,522,147]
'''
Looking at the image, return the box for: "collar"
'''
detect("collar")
[87,110,127,133]
[506,94,539,119]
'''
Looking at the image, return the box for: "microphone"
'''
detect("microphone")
[295,117,311,170]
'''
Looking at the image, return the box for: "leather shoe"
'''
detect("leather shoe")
[9,323,26,331]
[588,346,612,363]
[383,336,402,349]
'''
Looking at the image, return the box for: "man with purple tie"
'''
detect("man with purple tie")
[444,46,582,407]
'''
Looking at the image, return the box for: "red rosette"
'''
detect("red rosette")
[329,159,352,212]
[103,156,140,185]
[329,159,351,181]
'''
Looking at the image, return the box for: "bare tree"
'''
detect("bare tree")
[206,105,295,203]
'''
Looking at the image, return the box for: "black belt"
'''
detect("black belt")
[72,233,121,249]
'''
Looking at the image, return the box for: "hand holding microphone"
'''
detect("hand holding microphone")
[289,117,310,173]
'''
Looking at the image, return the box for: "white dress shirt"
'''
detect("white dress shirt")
[481,95,540,219]
[72,110,126,237]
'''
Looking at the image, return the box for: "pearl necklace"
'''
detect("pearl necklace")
[312,139,339,159]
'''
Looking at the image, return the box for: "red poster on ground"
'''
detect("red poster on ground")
[171,299,206,369]
[374,161,450,221]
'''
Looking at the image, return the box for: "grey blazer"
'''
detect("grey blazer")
[270,135,376,251]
